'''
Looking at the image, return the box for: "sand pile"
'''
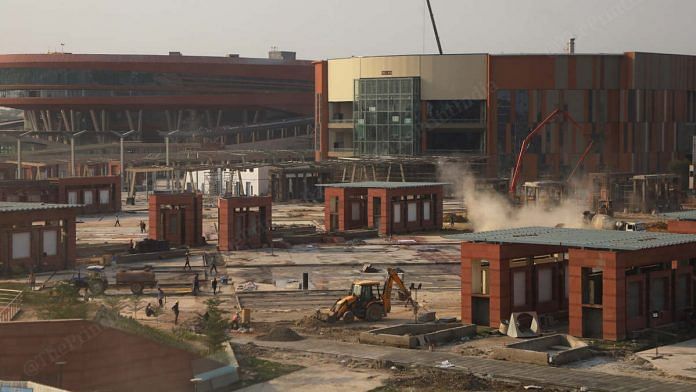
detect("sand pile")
[257,326,304,342]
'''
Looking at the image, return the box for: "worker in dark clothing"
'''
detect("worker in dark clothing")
[139,220,147,233]
[193,273,200,296]
[183,252,191,271]
[449,213,455,228]
[211,277,218,295]
[210,259,218,275]
[157,287,165,307]
[172,301,180,324]
[114,215,121,227]
[145,303,155,317]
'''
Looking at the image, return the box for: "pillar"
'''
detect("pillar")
[488,257,510,328]
[461,256,473,323]
[568,263,583,337]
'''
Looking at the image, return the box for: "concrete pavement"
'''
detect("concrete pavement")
[233,336,696,392]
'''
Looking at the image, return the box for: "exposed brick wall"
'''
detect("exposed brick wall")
[218,196,272,251]
[667,220,696,234]
[0,319,220,392]
[0,207,77,274]
[148,193,203,247]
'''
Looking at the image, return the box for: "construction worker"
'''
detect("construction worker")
[449,213,455,228]
[172,301,180,325]
[210,257,218,275]
[145,303,155,317]
[183,252,191,271]
[114,215,121,227]
[212,277,218,295]
[139,220,147,234]
[157,287,166,307]
[192,273,200,296]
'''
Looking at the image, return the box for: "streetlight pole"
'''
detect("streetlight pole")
[111,130,137,191]
[69,130,88,177]
[165,130,179,191]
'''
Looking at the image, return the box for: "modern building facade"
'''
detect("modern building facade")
[315,52,696,179]
[0,52,313,142]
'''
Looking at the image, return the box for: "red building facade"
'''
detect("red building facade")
[458,227,696,341]
[148,192,203,247]
[320,182,444,236]
[0,53,313,143]
[218,196,272,251]
[0,176,121,214]
[315,52,696,180]
[0,202,77,274]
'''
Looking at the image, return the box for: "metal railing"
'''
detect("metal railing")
[0,289,23,322]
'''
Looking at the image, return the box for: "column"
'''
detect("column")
[488,257,510,328]
[568,262,583,337]
[461,256,473,323]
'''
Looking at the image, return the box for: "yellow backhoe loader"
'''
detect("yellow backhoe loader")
[317,268,416,323]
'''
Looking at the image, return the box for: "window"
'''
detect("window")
[627,281,643,318]
[650,277,668,312]
[513,270,526,307]
[407,202,417,222]
[392,204,401,223]
[83,190,93,205]
[43,230,58,256]
[12,232,31,259]
[353,77,420,156]
[537,268,553,303]
[423,201,431,221]
[426,100,484,123]
[99,189,110,205]
[351,202,361,221]
[68,191,78,205]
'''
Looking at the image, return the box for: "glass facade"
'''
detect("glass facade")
[0,67,312,92]
[426,100,484,123]
[353,77,420,156]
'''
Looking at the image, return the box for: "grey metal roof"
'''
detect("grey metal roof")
[316,181,447,189]
[660,210,696,221]
[447,226,696,251]
[0,202,79,213]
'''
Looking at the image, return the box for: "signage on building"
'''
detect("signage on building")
[381,70,392,75]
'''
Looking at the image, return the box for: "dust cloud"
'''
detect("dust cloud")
[437,160,588,232]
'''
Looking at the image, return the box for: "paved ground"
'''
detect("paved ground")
[237,364,386,392]
[637,338,696,379]
[234,337,696,392]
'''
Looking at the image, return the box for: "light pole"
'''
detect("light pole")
[111,130,137,191]
[165,130,180,191]
[69,130,88,177]
[15,130,33,179]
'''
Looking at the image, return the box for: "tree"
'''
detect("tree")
[39,282,88,320]
[201,298,230,354]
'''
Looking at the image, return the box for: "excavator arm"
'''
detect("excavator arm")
[382,268,412,313]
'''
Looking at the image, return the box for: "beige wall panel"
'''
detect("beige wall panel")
[328,58,360,102]
[328,55,488,101]
[420,55,487,100]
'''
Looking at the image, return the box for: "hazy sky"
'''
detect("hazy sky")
[1,0,694,59]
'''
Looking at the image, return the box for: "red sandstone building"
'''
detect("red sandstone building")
[148,192,203,247]
[0,176,121,214]
[455,227,696,341]
[0,202,77,274]
[315,52,696,179]
[319,182,444,236]
[662,210,696,234]
[0,52,313,143]
[218,196,272,250]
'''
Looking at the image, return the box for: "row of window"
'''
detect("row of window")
[11,230,58,260]
[67,189,110,205]
[0,68,313,92]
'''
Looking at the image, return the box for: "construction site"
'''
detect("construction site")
[3,2,696,392]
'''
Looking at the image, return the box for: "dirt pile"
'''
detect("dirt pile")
[257,326,304,342]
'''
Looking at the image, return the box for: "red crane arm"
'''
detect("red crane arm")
[567,139,595,182]
[508,108,562,195]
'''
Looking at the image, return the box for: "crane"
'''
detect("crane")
[508,109,594,196]
[426,0,443,55]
